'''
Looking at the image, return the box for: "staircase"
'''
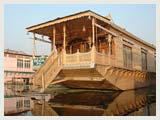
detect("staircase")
[33,51,63,93]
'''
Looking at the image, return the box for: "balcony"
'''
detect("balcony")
[63,46,116,69]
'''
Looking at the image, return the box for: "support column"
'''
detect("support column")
[63,24,66,51]
[88,36,91,48]
[32,33,35,58]
[99,40,101,52]
[108,34,112,65]
[53,26,56,52]
[108,34,112,55]
[92,17,95,46]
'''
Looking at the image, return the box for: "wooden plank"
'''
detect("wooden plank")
[92,17,95,45]
[63,24,66,50]
[53,26,56,50]
[95,23,117,37]
[30,37,51,43]
[32,33,35,58]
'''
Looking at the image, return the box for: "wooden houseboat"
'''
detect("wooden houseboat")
[26,10,156,92]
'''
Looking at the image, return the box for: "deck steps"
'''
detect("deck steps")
[33,51,63,93]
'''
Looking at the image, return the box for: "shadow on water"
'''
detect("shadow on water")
[4,86,156,116]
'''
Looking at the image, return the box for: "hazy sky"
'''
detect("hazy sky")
[4,4,156,55]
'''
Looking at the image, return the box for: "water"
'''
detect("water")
[4,85,156,116]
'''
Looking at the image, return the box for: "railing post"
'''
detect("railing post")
[91,46,95,64]
[61,51,63,65]
[108,34,112,65]
[63,49,66,65]
[92,17,95,46]
[77,49,79,64]
[41,74,45,93]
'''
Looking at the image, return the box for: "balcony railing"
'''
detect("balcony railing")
[63,46,116,69]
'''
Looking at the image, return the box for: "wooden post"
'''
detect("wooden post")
[92,17,95,46]
[63,24,66,51]
[32,33,35,58]
[108,34,112,55]
[53,26,56,52]
[91,45,95,64]
[95,24,98,50]
[88,36,91,48]
[77,49,79,64]
[108,34,112,65]
[99,40,101,52]
[63,49,66,65]
[41,74,45,92]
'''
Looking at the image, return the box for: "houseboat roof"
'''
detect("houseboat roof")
[26,10,155,50]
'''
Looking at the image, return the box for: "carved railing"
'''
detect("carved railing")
[95,50,116,66]
[63,47,116,68]
[40,52,63,92]
[34,51,60,88]
[64,50,93,68]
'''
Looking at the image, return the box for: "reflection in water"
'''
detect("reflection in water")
[4,87,156,116]
[48,88,155,116]
[4,84,33,97]
[4,96,32,115]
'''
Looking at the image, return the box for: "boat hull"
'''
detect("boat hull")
[52,65,156,91]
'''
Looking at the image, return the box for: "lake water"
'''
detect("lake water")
[4,85,156,116]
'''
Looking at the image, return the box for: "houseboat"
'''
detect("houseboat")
[26,10,156,92]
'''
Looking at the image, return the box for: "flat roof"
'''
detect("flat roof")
[4,49,30,56]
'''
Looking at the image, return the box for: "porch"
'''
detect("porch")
[26,11,120,92]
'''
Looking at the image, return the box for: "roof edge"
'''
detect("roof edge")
[111,23,156,50]
[26,10,155,50]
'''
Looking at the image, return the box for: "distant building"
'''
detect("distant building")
[4,49,34,84]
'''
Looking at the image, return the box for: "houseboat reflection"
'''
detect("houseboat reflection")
[30,87,155,116]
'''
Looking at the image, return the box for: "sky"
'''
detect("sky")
[4,4,156,55]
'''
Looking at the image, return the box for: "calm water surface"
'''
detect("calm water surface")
[4,85,156,116]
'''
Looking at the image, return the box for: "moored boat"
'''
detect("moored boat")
[26,10,156,92]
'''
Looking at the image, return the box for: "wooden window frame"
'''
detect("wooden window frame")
[123,45,132,69]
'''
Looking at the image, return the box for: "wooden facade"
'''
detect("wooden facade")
[26,10,156,92]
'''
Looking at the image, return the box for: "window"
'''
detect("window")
[17,59,23,68]
[123,45,132,68]
[16,100,23,108]
[24,100,30,107]
[24,60,30,68]
[141,51,147,71]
